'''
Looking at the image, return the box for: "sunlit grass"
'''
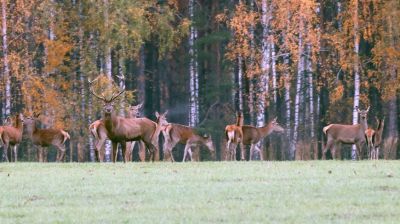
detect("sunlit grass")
[0,161,399,223]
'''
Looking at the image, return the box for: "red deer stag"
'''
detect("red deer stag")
[24,113,70,162]
[371,117,384,160]
[364,128,375,159]
[89,103,146,162]
[89,81,165,162]
[225,111,244,161]
[323,106,369,160]
[241,117,284,160]
[162,123,215,162]
[0,113,24,162]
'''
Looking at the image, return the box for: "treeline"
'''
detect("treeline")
[0,0,398,162]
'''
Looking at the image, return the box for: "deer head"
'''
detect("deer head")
[270,117,284,133]
[128,103,143,118]
[89,77,125,115]
[155,110,169,127]
[356,106,369,120]
[203,134,215,152]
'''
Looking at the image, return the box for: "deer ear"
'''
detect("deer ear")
[203,134,209,138]
[366,106,370,112]
[137,103,143,109]
[155,111,160,117]
[163,110,168,116]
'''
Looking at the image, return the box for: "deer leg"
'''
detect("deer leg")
[225,140,231,161]
[355,142,363,160]
[13,145,17,162]
[112,142,118,163]
[249,144,256,161]
[120,141,127,163]
[183,144,191,162]
[138,141,146,162]
[188,147,193,162]
[239,143,245,161]
[4,144,9,162]
[57,146,66,162]
[323,140,334,160]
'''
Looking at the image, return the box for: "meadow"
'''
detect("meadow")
[0,161,399,223]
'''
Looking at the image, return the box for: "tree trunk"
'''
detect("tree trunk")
[1,0,10,161]
[103,0,112,162]
[188,0,199,127]
[291,21,305,160]
[351,0,360,160]
[306,45,316,158]
[284,54,291,160]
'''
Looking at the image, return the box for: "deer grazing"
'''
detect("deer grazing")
[24,113,70,162]
[323,106,369,160]
[162,123,215,162]
[89,80,166,162]
[89,103,146,162]
[0,113,24,162]
[225,111,244,161]
[241,117,284,160]
[369,117,384,160]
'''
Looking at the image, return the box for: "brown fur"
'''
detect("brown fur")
[0,114,24,162]
[24,116,70,162]
[371,117,384,160]
[162,123,215,162]
[365,128,375,159]
[322,107,369,160]
[241,117,284,160]
[224,112,244,160]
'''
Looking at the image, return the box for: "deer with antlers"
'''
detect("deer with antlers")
[225,111,244,161]
[162,123,215,162]
[241,117,284,160]
[0,113,24,162]
[89,103,146,162]
[323,106,369,160]
[89,78,166,162]
[24,113,70,162]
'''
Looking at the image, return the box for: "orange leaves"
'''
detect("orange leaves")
[44,38,73,73]
[330,82,344,103]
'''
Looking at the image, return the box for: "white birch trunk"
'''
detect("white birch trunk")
[351,0,360,160]
[188,0,199,126]
[307,45,315,140]
[103,0,112,161]
[284,55,291,157]
[291,25,305,160]
[237,56,244,112]
[271,42,278,104]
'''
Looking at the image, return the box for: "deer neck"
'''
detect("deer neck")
[26,121,37,137]
[259,123,273,138]
[15,117,23,132]
[360,117,368,131]
[104,112,116,132]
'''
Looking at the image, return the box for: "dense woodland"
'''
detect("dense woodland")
[0,0,398,162]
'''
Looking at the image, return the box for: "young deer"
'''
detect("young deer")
[372,117,384,160]
[24,114,70,162]
[89,80,165,162]
[89,103,145,162]
[0,113,24,162]
[162,123,215,162]
[323,106,369,160]
[225,111,244,161]
[241,117,284,160]
[364,128,375,159]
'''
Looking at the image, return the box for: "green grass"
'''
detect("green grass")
[0,161,399,224]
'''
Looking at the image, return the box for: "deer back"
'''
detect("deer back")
[324,124,366,143]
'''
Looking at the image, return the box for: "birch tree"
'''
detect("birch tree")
[188,0,199,127]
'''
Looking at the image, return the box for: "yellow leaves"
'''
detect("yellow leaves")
[330,82,344,103]
[44,38,73,73]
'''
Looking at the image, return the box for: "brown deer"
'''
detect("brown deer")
[241,117,284,160]
[0,113,24,162]
[162,123,215,162]
[89,103,146,162]
[89,81,166,162]
[364,128,375,159]
[371,117,384,160]
[322,106,369,160]
[225,111,244,161]
[24,113,70,162]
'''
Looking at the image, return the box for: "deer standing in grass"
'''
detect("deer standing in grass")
[241,117,284,160]
[89,80,166,162]
[89,103,146,162]
[369,117,384,160]
[162,123,215,162]
[365,128,375,159]
[24,113,70,162]
[323,106,369,160]
[0,113,24,162]
[225,111,244,161]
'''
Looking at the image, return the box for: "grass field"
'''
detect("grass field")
[0,161,399,223]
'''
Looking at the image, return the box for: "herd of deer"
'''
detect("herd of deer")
[0,78,385,162]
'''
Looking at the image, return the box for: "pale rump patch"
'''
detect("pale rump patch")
[60,130,70,144]
[323,124,333,135]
